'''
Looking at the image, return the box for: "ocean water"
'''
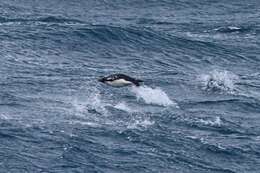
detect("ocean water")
[0,0,260,172]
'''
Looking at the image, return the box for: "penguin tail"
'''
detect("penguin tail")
[133,79,143,87]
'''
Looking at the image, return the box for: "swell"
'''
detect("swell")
[80,25,260,67]
[0,16,83,24]
[183,97,260,116]
[173,113,256,136]
[72,25,258,66]
[2,21,256,65]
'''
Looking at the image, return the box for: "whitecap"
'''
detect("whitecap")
[0,114,10,120]
[199,116,222,126]
[199,70,239,94]
[227,26,241,30]
[127,118,154,129]
[68,120,100,127]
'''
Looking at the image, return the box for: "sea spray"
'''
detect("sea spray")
[71,88,109,116]
[130,85,178,107]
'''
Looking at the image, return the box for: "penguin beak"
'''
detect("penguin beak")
[98,77,104,83]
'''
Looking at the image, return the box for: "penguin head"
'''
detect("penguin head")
[98,76,106,83]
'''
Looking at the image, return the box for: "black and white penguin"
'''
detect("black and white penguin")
[98,74,143,87]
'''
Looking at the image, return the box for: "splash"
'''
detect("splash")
[71,88,109,117]
[114,102,133,113]
[130,86,177,107]
[199,70,239,94]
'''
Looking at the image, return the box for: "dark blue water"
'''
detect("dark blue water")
[1,0,260,172]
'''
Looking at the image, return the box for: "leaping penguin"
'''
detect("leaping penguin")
[98,74,143,87]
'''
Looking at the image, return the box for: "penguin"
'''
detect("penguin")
[98,74,143,87]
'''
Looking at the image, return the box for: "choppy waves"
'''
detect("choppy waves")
[0,0,260,172]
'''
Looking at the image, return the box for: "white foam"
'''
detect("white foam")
[127,118,154,129]
[214,26,241,31]
[199,116,221,126]
[255,136,260,141]
[228,26,241,30]
[130,86,177,107]
[0,114,10,120]
[199,70,239,94]
[114,102,133,113]
[68,120,100,127]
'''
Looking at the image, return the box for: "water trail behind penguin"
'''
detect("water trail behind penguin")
[130,85,178,107]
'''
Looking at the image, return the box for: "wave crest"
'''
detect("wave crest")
[198,116,222,126]
[199,70,239,94]
[214,26,251,33]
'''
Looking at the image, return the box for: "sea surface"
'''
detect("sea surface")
[0,0,260,172]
